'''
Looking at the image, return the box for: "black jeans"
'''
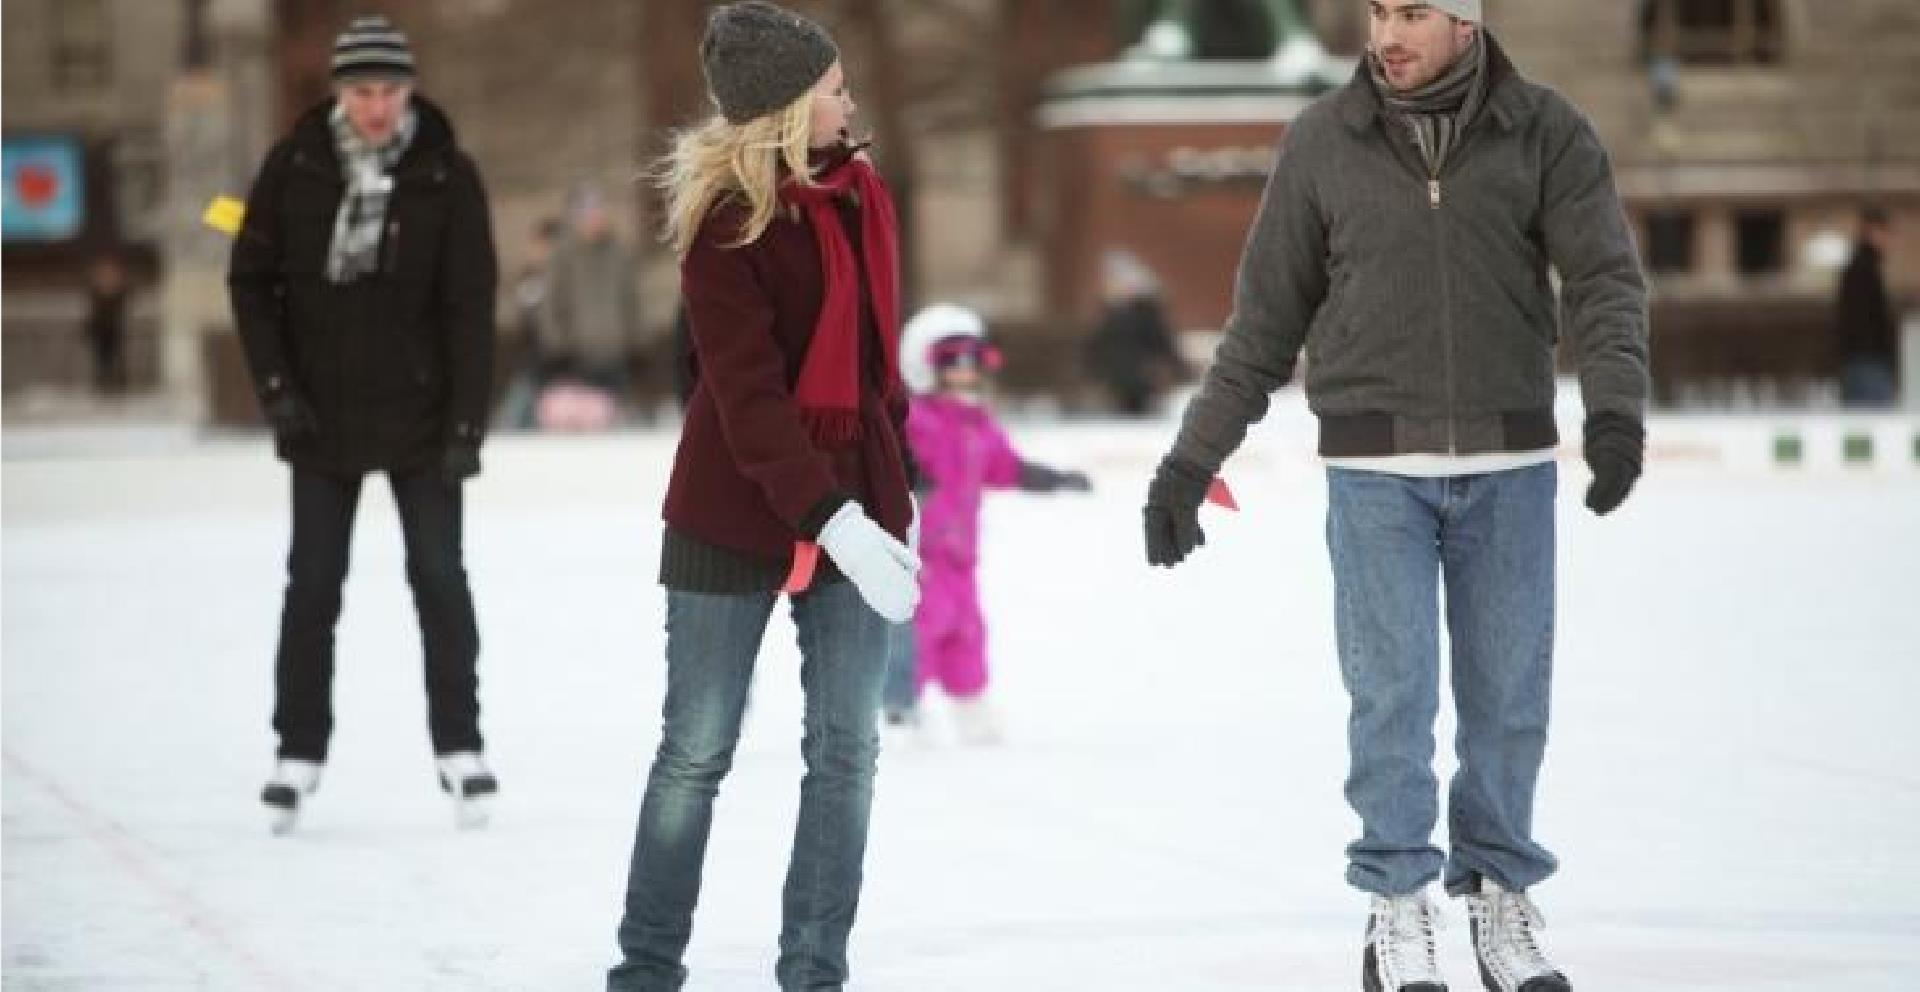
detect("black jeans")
[273,466,482,761]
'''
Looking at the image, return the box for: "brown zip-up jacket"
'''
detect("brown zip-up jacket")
[1170,33,1649,471]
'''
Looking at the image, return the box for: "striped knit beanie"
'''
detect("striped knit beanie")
[331,15,417,83]
[1427,0,1482,22]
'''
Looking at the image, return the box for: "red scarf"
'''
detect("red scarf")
[779,155,902,446]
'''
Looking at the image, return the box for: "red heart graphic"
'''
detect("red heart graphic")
[15,164,60,207]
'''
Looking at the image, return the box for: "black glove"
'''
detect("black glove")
[1144,455,1212,567]
[1583,412,1644,516]
[441,440,482,485]
[1018,462,1093,494]
[261,380,318,442]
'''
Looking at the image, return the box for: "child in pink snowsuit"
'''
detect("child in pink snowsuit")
[899,305,1089,727]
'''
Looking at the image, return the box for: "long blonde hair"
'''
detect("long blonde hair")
[658,95,814,259]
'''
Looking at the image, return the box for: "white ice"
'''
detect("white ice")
[5,404,1919,990]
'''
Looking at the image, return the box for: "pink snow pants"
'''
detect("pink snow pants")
[913,555,987,698]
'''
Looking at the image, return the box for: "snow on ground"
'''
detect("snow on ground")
[5,407,1919,990]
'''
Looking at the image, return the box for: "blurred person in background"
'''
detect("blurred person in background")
[227,14,499,833]
[536,182,646,429]
[1837,207,1900,408]
[606,4,918,989]
[891,303,1091,740]
[83,249,130,395]
[1085,247,1188,416]
[498,216,564,430]
[1144,1,1648,989]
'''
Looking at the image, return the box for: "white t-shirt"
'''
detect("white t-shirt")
[1321,448,1558,478]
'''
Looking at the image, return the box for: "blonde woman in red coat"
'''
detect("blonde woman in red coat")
[607,5,918,990]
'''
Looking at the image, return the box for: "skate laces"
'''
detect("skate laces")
[1480,885,1555,979]
[1372,892,1446,983]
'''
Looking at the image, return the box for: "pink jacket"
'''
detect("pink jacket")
[905,394,1024,568]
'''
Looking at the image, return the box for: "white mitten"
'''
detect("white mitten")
[816,502,921,623]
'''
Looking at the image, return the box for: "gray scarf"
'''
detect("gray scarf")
[326,104,416,284]
[1369,32,1487,177]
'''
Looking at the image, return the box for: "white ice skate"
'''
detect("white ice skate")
[260,758,323,836]
[951,696,1004,746]
[1465,879,1570,992]
[881,705,936,750]
[435,751,498,829]
[1363,890,1448,992]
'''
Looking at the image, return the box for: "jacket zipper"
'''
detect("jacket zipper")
[383,220,401,275]
[1436,180,1456,453]
[1385,112,1484,453]
[1421,138,1455,449]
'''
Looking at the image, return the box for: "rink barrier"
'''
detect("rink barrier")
[1603,415,1918,472]
[1765,426,1920,467]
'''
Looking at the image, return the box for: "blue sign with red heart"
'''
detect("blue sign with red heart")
[3,136,86,242]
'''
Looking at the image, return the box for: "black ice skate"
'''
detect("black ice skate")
[260,758,323,836]
[1465,878,1570,992]
[435,751,498,829]
[1363,890,1448,992]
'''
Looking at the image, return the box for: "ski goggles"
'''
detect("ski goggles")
[929,335,1003,373]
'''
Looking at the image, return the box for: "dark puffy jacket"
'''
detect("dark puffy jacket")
[229,96,496,473]
[1836,242,1897,365]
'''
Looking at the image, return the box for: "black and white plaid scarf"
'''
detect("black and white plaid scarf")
[326,104,416,284]
[1369,32,1487,177]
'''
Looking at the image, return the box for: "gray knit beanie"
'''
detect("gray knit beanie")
[701,2,840,125]
[1426,0,1482,22]
[331,15,416,83]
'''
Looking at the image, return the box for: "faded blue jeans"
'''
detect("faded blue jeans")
[608,579,890,992]
[1326,462,1559,898]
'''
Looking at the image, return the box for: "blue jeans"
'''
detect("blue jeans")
[881,621,919,716]
[608,580,890,992]
[1326,463,1559,897]
[1842,357,1898,408]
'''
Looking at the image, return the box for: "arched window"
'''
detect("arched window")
[1642,0,1784,66]
[1192,0,1278,58]
[1121,0,1294,60]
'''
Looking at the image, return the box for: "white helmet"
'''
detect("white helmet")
[899,303,989,395]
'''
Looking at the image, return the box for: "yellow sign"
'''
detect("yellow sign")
[202,195,246,236]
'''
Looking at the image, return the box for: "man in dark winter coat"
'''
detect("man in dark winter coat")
[1836,208,1900,407]
[228,14,499,832]
[1145,2,1648,989]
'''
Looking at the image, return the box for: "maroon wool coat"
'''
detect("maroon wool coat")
[662,190,912,565]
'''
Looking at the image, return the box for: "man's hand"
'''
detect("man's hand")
[441,439,482,486]
[261,382,319,442]
[1583,412,1644,515]
[1144,456,1212,567]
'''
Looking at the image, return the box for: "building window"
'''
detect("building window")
[1122,0,1279,59]
[1644,210,1697,275]
[51,0,113,92]
[1735,209,1785,276]
[1642,0,1783,66]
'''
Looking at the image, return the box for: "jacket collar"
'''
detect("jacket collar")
[1336,30,1529,134]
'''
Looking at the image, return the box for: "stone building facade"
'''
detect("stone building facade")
[5,0,1913,411]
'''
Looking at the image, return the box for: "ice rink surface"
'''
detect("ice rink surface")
[6,410,1919,990]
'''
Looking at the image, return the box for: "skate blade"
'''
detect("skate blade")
[453,796,492,830]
